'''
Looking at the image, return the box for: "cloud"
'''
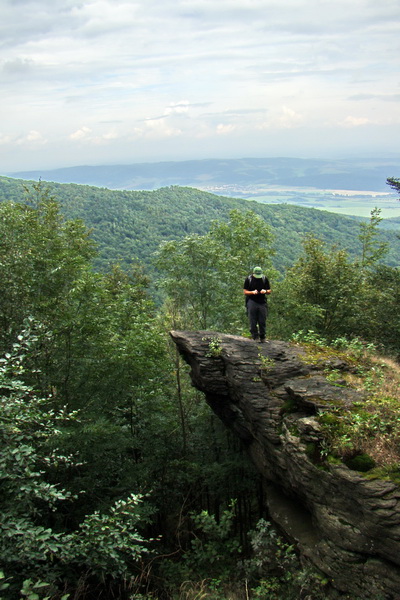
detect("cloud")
[136,118,183,140]
[164,101,191,116]
[2,57,36,75]
[216,123,236,135]
[349,93,400,102]
[68,125,121,145]
[14,130,47,147]
[339,116,372,128]
[69,1,142,38]
[259,106,304,130]
[69,126,92,140]
[276,106,305,129]
[0,0,400,171]
[0,133,13,145]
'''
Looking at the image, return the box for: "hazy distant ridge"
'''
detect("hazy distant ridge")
[8,157,398,192]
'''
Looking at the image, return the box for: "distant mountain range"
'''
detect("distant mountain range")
[7,156,399,193]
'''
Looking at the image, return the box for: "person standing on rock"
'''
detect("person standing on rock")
[243,266,271,342]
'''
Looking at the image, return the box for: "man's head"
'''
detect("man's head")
[252,266,263,278]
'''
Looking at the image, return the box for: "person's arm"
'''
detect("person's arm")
[260,278,271,294]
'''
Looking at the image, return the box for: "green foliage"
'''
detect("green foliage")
[273,224,400,356]
[155,209,276,332]
[258,353,275,372]
[0,338,154,597]
[0,185,269,600]
[331,336,377,358]
[202,336,223,357]
[309,352,400,474]
[353,265,400,355]
[208,208,275,274]
[160,502,241,590]
[1,177,400,599]
[288,333,400,475]
[291,329,328,347]
[358,208,388,268]
[0,182,95,352]
[242,519,329,600]
[387,176,400,196]
[161,512,330,600]
[0,325,77,528]
[280,236,362,339]
[343,453,376,472]
[62,494,153,578]
[155,233,225,329]
[4,176,400,277]
[184,502,241,580]
[318,398,400,469]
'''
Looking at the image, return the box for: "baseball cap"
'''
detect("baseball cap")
[252,266,263,278]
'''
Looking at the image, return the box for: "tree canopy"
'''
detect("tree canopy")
[387,176,400,196]
[0,179,400,599]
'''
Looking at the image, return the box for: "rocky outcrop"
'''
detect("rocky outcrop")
[170,330,400,600]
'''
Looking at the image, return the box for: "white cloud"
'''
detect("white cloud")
[275,106,305,129]
[68,126,122,145]
[258,106,305,130]
[69,126,92,140]
[340,116,372,128]
[164,101,190,116]
[0,133,13,145]
[2,57,36,75]
[0,0,399,171]
[15,130,47,146]
[140,118,183,139]
[26,130,45,142]
[216,123,236,135]
[101,130,119,141]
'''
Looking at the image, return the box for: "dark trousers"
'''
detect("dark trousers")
[247,299,267,339]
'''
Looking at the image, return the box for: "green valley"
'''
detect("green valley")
[1,176,399,276]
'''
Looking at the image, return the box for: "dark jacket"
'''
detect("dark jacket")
[243,274,270,304]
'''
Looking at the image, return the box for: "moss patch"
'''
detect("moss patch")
[343,452,376,472]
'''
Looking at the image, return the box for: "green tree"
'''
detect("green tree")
[387,177,400,196]
[155,209,276,333]
[0,331,153,599]
[352,265,400,355]
[0,182,95,353]
[209,208,274,274]
[276,236,362,339]
[0,183,267,599]
[358,208,388,269]
[155,233,223,329]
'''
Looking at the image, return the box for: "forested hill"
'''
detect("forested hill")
[1,175,400,273]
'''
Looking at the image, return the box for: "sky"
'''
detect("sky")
[1,0,400,172]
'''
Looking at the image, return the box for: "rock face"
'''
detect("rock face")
[170,330,400,600]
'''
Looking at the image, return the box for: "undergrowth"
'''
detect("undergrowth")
[291,331,400,478]
[159,510,330,600]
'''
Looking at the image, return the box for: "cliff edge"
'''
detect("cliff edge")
[170,330,400,600]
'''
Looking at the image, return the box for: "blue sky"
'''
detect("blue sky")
[1,0,400,171]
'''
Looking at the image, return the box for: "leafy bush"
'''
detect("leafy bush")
[0,329,155,598]
[161,501,241,587]
[242,519,329,600]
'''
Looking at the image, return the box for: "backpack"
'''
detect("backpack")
[245,274,267,307]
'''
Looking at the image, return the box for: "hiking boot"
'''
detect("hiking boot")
[260,338,266,343]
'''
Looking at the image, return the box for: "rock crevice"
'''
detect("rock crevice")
[170,330,400,600]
